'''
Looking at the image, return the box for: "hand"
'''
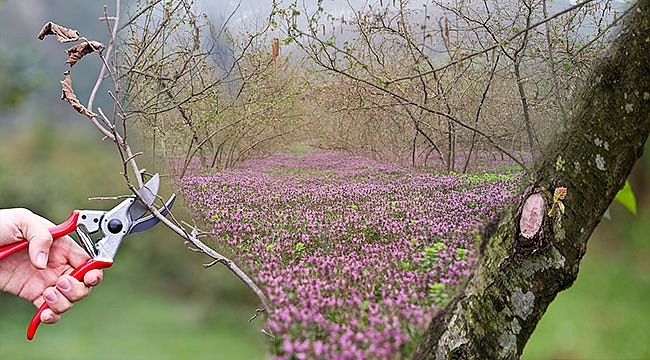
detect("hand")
[0,208,103,324]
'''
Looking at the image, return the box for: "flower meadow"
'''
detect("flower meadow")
[180,150,520,359]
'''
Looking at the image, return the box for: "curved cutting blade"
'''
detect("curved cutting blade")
[127,174,160,222]
[130,194,176,233]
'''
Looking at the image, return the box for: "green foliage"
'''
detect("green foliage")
[0,46,42,113]
[615,180,637,215]
[420,242,446,270]
[461,172,514,183]
[294,241,306,256]
[428,283,450,307]
[455,247,468,261]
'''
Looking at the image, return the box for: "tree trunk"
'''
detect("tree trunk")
[514,60,537,153]
[514,1,538,153]
[414,1,650,358]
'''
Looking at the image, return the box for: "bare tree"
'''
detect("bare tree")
[121,0,309,177]
[273,0,621,172]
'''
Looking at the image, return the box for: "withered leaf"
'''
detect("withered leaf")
[37,22,80,43]
[60,71,97,119]
[65,41,105,67]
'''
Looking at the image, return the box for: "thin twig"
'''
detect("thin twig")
[137,195,273,313]
[88,195,133,201]
[97,107,144,187]
[88,1,121,111]
[249,308,266,323]
[388,0,598,83]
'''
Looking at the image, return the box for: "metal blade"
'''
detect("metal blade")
[127,174,160,222]
[130,194,176,234]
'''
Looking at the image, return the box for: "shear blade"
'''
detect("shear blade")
[129,194,176,234]
[127,174,160,222]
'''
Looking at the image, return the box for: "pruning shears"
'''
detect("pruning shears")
[0,174,175,340]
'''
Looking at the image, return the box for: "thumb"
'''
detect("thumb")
[21,211,54,269]
[29,234,53,269]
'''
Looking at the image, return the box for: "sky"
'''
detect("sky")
[196,0,429,32]
[198,0,383,21]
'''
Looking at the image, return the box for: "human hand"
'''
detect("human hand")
[0,208,103,324]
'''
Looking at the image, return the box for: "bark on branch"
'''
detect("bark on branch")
[415,1,650,358]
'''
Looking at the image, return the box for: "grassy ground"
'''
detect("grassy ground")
[0,255,268,360]
[2,190,649,360]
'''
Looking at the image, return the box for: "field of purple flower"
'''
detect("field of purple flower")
[180,150,520,359]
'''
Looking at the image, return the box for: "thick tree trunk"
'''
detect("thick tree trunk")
[414,1,650,359]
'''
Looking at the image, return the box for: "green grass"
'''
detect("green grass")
[523,207,650,360]
[0,262,267,360]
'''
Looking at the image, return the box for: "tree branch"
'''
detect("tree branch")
[39,0,274,327]
[415,0,650,357]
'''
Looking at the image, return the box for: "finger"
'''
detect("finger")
[40,308,61,325]
[42,286,74,314]
[83,269,103,287]
[12,209,54,269]
[49,234,90,268]
[56,275,92,303]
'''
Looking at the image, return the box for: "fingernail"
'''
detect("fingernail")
[44,289,57,303]
[88,276,99,286]
[37,252,48,269]
[58,278,71,292]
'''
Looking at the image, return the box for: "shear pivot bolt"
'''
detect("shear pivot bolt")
[107,219,123,234]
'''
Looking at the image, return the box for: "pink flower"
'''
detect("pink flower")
[180,150,520,359]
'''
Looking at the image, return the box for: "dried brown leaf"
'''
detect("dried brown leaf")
[60,70,97,119]
[37,22,80,43]
[64,41,105,67]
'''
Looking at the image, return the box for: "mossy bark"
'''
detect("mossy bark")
[415,1,650,359]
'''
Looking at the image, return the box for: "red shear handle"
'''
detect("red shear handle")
[49,210,80,239]
[0,240,29,260]
[27,259,113,340]
[0,211,80,261]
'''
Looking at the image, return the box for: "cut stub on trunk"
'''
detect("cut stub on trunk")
[514,187,553,259]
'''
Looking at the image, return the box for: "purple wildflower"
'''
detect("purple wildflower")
[180,150,520,358]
